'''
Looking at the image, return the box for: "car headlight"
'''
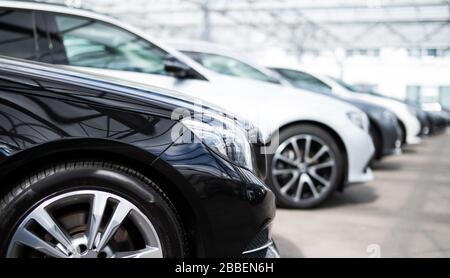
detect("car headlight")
[347,111,368,131]
[181,116,254,171]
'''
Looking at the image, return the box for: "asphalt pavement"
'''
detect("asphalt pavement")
[273,130,450,258]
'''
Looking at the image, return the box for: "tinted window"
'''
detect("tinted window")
[53,14,171,75]
[0,9,37,59]
[274,69,332,95]
[327,76,360,93]
[183,51,275,83]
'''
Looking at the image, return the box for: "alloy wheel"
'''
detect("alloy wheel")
[7,190,162,258]
[271,135,337,203]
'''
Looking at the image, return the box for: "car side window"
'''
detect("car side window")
[51,14,171,76]
[183,51,273,83]
[276,69,332,95]
[0,9,37,60]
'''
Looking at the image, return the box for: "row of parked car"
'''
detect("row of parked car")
[0,1,448,258]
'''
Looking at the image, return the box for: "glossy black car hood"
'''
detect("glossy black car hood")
[0,56,229,121]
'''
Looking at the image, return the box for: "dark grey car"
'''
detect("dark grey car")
[271,67,402,160]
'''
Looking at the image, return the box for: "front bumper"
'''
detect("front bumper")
[404,114,422,145]
[383,141,402,156]
[242,241,280,258]
[344,126,375,184]
[416,111,431,136]
[379,118,403,157]
[241,228,280,258]
[158,140,277,257]
[427,112,449,134]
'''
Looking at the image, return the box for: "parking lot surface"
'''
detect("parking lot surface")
[273,131,450,258]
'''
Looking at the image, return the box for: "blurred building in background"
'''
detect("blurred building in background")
[37,0,450,110]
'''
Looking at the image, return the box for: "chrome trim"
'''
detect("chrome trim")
[242,241,274,254]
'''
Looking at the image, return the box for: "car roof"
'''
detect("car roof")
[0,1,114,21]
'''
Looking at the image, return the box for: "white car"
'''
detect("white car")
[268,67,422,145]
[0,1,375,208]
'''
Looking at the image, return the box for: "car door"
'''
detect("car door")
[0,8,51,62]
[41,11,213,98]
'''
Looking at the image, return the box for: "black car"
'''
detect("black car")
[270,68,402,160]
[0,57,278,258]
[373,96,447,136]
[340,88,447,136]
[360,93,439,137]
[414,108,431,136]
[344,99,402,159]
[426,111,448,134]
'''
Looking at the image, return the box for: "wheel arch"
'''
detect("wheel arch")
[0,138,202,257]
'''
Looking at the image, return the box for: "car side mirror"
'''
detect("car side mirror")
[164,57,192,78]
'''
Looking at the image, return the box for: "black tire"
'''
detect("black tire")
[266,124,344,209]
[369,124,382,160]
[0,161,187,258]
[398,120,407,145]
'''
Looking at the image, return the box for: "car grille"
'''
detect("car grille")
[241,228,276,258]
[242,248,272,258]
[246,228,270,251]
